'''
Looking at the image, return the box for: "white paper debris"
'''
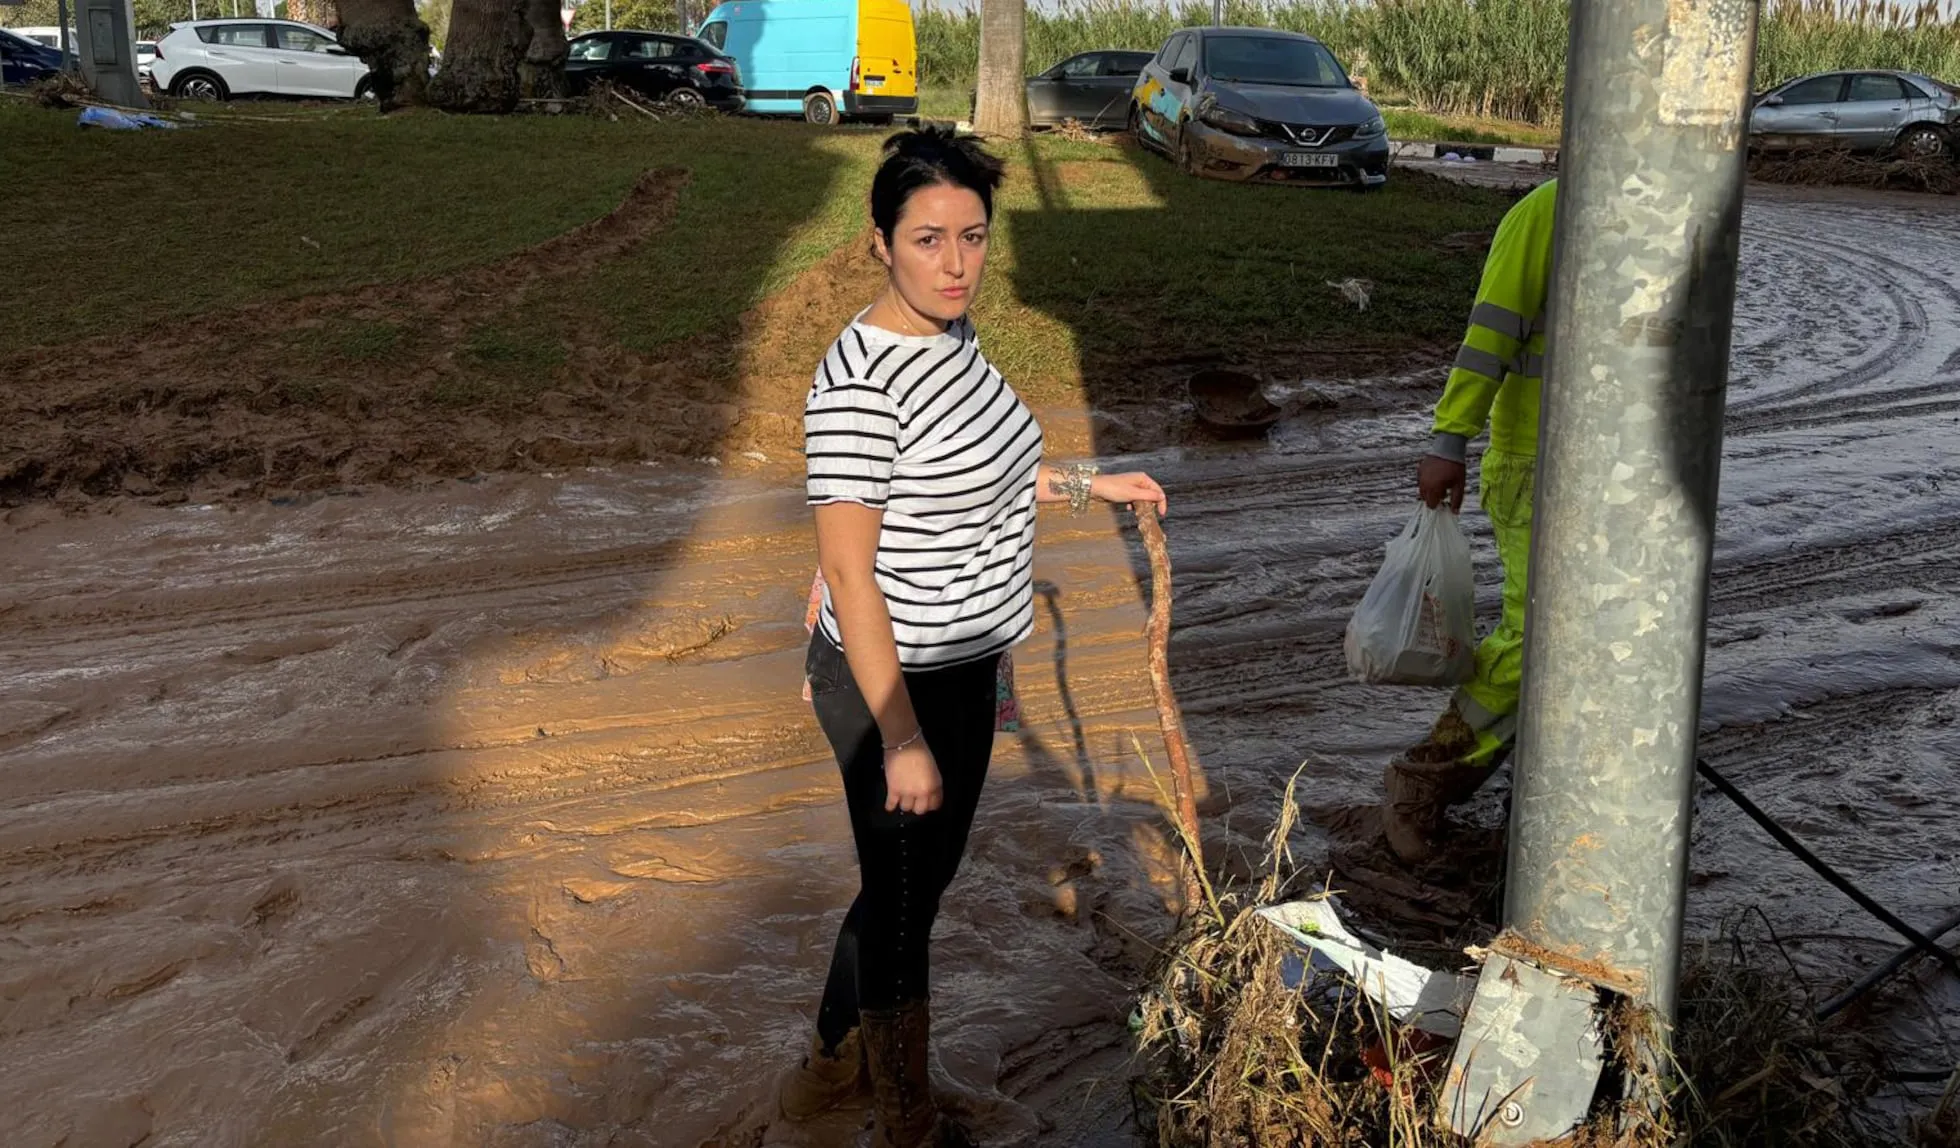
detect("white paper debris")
[1258,896,1474,1037]
[1325,278,1374,311]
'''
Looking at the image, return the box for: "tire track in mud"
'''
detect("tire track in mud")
[1730,205,1960,419]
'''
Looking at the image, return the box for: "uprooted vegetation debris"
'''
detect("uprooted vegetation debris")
[1132,773,1910,1146]
[1749,148,1960,195]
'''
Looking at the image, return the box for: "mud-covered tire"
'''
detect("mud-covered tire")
[667,86,705,110]
[171,70,228,101]
[354,76,376,102]
[1176,122,1199,175]
[803,90,837,126]
[1899,125,1948,159]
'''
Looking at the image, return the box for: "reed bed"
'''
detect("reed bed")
[919,0,1960,127]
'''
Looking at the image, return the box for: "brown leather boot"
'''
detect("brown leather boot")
[701,1027,865,1147]
[774,1026,866,1123]
[860,1000,972,1148]
[1382,707,1496,865]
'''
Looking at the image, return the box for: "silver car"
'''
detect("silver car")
[1026,50,1153,130]
[1750,70,1959,158]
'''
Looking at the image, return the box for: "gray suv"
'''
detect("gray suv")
[1750,70,1959,158]
[1129,27,1389,189]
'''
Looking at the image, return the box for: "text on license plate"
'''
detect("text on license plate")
[1282,152,1339,168]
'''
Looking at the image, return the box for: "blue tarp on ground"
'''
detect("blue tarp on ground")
[78,106,181,130]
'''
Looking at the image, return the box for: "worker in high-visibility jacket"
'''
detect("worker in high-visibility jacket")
[1382,177,1557,865]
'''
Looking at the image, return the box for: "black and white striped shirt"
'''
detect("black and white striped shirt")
[805,313,1043,669]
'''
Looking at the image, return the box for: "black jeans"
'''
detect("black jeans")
[805,630,1001,1052]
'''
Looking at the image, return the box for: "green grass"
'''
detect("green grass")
[1382,108,1558,149]
[974,135,1511,395]
[918,0,1960,126]
[2,103,1507,418]
[0,104,876,358]
[294,319,408,362]
[919,84,971,123]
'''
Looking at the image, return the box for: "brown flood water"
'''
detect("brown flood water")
[6,186,1960,1146]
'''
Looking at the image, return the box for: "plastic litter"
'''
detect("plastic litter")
[1344,504,1476,685]
[1324,277,1374,311]
[1259,896,1474,1037]
[78,106,182,131]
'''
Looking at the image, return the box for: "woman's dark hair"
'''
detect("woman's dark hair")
[870,127,1007,242]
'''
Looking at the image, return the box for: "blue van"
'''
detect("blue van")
[697,0,917,125]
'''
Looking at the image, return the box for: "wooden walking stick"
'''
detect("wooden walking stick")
[1134,502,1208,915]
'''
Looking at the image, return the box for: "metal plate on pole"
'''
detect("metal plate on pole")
[1442,953,1606,1145]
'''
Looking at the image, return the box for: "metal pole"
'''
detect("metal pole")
[57,0,75,72]
[1502,0,1759,1026]
[604,0,611,30]
[1211,0,1223,27]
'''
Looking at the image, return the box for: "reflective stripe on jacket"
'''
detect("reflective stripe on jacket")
[1431,178,1557,461]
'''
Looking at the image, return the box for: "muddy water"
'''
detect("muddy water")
[6,186,1960,1146]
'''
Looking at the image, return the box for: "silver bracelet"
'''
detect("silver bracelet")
[1056,462,1099,515]
[882,727,923,754]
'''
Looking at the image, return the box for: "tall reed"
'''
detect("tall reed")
[916,0,1960,127]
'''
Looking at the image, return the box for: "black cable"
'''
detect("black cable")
[1695,758,1960,981]
[1815,906,1960,1022]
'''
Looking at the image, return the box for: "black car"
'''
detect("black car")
[0,28,61,86]
[1131,27,1389,188]
[1025,49,1154,130]
[564,31,744,111]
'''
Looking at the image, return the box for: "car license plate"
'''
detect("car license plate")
[1282,152,1339,168]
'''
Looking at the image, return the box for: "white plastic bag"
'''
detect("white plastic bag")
[1344,505,1477,686]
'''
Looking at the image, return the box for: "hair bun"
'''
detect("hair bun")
[883,124,963,158]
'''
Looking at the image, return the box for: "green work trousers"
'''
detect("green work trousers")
[1455,448,1534,767]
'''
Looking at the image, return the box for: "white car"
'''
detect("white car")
[137,40,157,83]
[150,18,372,101]
[8,26,72,49]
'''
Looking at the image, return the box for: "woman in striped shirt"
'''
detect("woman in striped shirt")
[763,129,1166,1147]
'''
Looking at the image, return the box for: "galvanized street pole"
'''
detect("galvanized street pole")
[1444,4,1759,1141]
[1506,0,1758,1022]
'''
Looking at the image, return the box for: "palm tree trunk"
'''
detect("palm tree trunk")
[288,0,342,30]
[972,0,1027,137]
[336,0,432,109]
[518,0,567,99]
[426,0,528,112]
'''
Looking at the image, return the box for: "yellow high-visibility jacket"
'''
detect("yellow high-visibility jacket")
[1430,178,1557,462]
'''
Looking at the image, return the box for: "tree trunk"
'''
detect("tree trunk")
[517,0,566,98]
[336,0,431,109]
[972,0,1026,137]
[426,0,527,113]
[289,0,342,30]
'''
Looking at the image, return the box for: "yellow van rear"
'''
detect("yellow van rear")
[848,0,917,118]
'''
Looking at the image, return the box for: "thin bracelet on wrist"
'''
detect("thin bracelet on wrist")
[882,727,923,754]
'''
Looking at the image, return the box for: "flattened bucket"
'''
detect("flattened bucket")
[1189,368,1282,436]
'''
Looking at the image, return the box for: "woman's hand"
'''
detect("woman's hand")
[883,740,944,814]
[1092,471,1168,517]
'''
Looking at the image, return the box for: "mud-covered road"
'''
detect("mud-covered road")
[6,185,1960,1147]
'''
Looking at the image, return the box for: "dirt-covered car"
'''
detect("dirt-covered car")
[1750,70,1960,159]
[1130,26,1388,188]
